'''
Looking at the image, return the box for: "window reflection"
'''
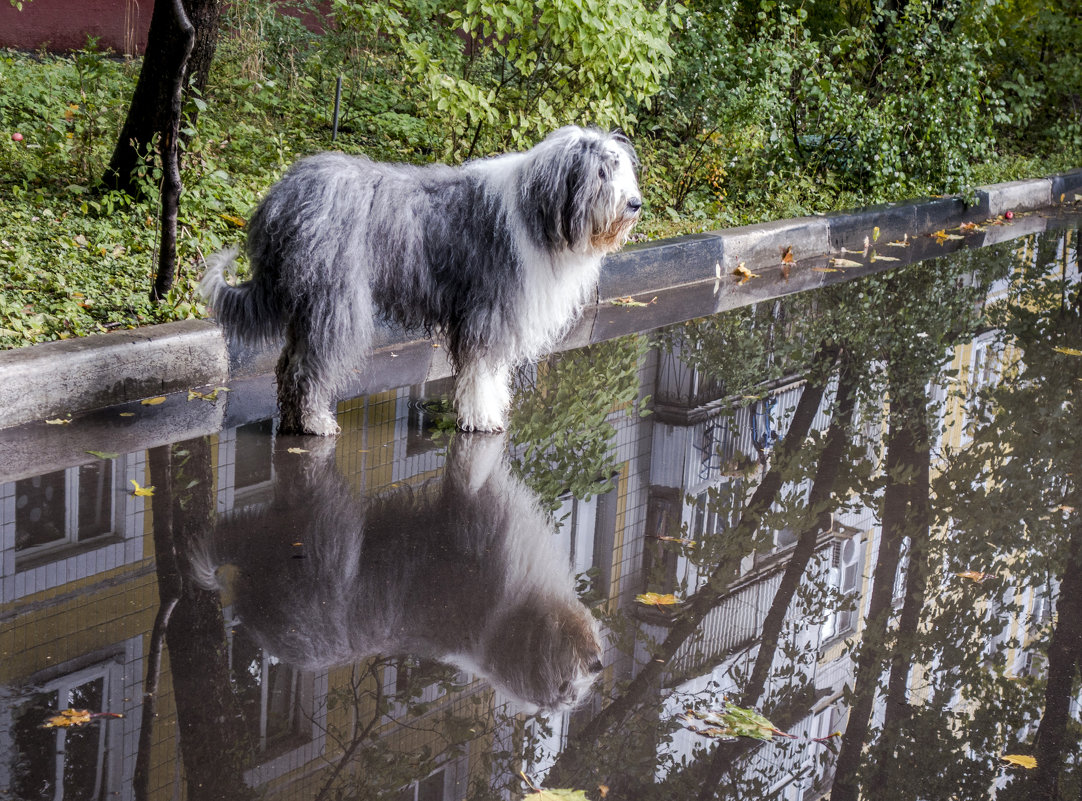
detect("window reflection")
[11,672,112,801]
[229,625,312,756]
[14,461,116,559]
[234,419,275,501]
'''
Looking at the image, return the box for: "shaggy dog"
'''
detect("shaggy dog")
[191,433,604,714]
[200,126,642,436]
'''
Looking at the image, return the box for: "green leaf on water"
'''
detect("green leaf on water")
[679,703,791,741]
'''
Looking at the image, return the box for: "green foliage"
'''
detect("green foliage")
[637,0,1079,228]
[334,0,679,159]
[510,335,650,512]
[985,0,1082,149]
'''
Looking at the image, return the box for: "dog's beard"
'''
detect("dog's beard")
[591,214,639,253]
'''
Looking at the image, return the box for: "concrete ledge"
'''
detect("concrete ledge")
[599,233,722,301]
[975,178,1053,218]
[1052,169,1082,202]
[1,169,1080,431]
[719,217,830,272]
[0,319,228,428]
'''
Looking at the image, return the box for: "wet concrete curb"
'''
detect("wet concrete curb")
[2,169,1081,430]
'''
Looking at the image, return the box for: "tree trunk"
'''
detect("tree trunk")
[830,374,925,801]
[696,355,857,800]
[103,0,222,196]
[1031,523,1082,801]
[545,345,838,789]
[158,438,256,801]
[150,0,195,302]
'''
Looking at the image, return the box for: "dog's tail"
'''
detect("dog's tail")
[199,247,284,345]
[187,529,223,592]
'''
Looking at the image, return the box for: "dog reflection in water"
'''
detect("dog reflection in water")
[192,432,603,713]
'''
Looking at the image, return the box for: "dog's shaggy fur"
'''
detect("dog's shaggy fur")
[190,433,604,714]
[200,126,641,435]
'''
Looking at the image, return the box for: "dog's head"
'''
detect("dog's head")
[483,597,604,713]
[521,126,642,256]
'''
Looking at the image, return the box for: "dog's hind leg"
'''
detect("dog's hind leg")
[276,323,342,437]
[454,358,511,432]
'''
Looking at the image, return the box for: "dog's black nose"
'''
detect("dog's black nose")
[627,197,643,213]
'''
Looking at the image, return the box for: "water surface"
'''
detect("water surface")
[2,215,1081,800]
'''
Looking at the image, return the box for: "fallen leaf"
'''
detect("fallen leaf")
[612,296,657,307]
[598,786,610,798]
[781,245,794,264]
[286,447,309,454]
[812,267,841,273]
[119,412,135,417]
[130,479,155,497]
[520,772,589,800]
[86,450,119,460]
[41,709,123,729]
[680,704,791,741]
[1052,346,1082,356]
[187,387,230,402]
[869,252,900,263]
[830,257,863,268]
[636,592,679,608]
[956,570,995,583]
[219,212,246,227]
[1001,754,1037,769]
[653,535,695,545]
[733,263,760,283]
[872,226,880,242]
[45,417,71,425]
[43,709,92,728]
[141,396,167,406]
[887,234,910,247]
[933,229,964,244]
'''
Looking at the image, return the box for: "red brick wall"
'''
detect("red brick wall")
[0,0,153,55]
[0,1,331,55]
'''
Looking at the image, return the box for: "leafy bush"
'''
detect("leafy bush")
[334,0,679,159]
[511,336,650,512]
[638,0,1076,223]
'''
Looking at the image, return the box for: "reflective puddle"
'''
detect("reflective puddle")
[1,214,1081,800]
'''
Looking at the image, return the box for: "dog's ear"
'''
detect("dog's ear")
[520,128,605,253]
[609,129,639,169]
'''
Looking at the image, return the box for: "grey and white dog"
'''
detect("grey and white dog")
[191,433,604,714]
[200,126,642,435]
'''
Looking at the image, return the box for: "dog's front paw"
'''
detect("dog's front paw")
[455,411,506,433]
[297,412,341,437]
[456,418,506,433]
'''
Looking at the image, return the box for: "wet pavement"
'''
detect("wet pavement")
[1,213,1081,800]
